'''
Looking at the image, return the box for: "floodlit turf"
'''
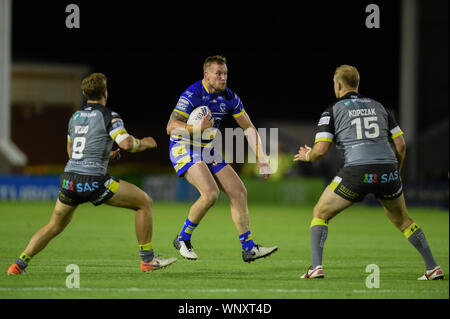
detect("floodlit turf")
[0,200,448,299]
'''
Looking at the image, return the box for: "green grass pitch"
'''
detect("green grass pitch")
[0,200,448,299]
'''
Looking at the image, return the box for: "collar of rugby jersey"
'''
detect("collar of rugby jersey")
[338,91,362,101]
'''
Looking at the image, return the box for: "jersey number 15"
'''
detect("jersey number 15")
[350,116,380,139]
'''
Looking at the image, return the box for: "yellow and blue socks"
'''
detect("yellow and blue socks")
[239,230,255,252]
[15,252,31,270]
[178,218,198,241]
[404,222,438,270]
[310,218,328,268]
[138,242,154,263]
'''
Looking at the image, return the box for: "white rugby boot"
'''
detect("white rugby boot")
[417,266,444,280]
[141,254,178,272]
[173,236,198,260]
[300,265,325,279]
[242,244,278,263]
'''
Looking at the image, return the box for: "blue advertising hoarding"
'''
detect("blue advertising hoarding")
[0,175,60,201]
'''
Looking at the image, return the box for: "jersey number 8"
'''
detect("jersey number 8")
[72,136,86,159]
[351,116,380,139]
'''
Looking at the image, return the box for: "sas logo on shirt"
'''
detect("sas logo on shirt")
[363,171,399,183]
[62,179,99,192]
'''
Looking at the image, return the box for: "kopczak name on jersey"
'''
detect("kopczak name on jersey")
[314,92,404,167]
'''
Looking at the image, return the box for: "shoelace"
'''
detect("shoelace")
[184,240,194,250]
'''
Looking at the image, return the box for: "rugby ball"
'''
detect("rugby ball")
[187,106,212,125]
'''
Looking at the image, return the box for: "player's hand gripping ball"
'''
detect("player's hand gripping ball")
[187,106,212,125]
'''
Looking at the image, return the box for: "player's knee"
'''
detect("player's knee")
[313,204,331,222]
[142,193,153,210]
[202,188,220,205]
[399,217,414,231]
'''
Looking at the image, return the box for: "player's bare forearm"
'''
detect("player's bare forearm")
[235,113,268,162]
[67,142,72,159]
[392,135,406,173]
[293,141,331,162]
[136,137,157,152]
[117,135,157,153]
[167,110,214,135]
[167,111,189,135]
[395,146,406,173]
[242,125,271,178]
[244,125,267,162]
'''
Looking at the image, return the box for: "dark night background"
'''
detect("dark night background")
[9,0,449,184]
[11,1,401,122]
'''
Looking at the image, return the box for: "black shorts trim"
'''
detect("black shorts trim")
[58,172,120,206]
[329,164,403,202]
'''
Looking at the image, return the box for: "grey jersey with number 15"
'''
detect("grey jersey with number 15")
[64,103,127,176]
[314,92,404,167]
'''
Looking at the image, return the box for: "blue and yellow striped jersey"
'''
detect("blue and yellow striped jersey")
[170,80,245,146]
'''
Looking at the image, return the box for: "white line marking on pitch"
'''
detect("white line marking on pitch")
[0,287,447,294]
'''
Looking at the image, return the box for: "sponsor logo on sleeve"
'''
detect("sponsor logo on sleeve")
[176,98,190,111]
[318,116,330,126]
[111,118,124,129]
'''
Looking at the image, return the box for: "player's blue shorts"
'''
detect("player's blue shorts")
[169,141,227,177]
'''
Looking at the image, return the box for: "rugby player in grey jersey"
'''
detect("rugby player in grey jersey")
[294,65,444,281]
[8,73,177,275]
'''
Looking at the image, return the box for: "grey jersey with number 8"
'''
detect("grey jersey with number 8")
[64,103,127,175]
[314,92,404,167]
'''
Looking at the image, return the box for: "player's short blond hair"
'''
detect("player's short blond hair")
[81,73,107,100]
[203,55,227,72]
[334,65,360,89]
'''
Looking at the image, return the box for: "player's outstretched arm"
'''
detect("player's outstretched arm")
[115,134,157,153]
[293,141,331,162]
[234,112,271,179]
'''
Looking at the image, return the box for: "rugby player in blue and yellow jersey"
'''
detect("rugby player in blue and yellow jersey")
[166,55,278,262]
[294,65,444,280]
[7,73,177,275]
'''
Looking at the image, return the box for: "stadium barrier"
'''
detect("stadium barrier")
[0,175,448,209]
[0,175,59,200]
[363,181,449,210]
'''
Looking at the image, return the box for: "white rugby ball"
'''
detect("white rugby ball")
[187,106,212,125]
